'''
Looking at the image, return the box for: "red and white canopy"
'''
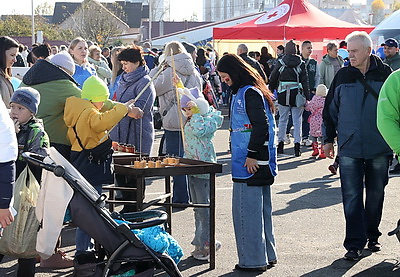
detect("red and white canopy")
[213,0,374,41]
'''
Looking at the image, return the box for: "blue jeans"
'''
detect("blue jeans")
[76,184,103,254]
[188,176,210,247]
[302,110,311,139]
[164,130,189,203]
[232,182,277,267]
[339,155,390,250]
[277,105,303,143]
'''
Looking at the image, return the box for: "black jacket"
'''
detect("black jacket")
[323,54,392,159]
[269,54,310,100]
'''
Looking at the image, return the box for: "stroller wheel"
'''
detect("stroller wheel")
[388,219,400,242]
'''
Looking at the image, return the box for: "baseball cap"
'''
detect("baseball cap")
[384,38,399,48]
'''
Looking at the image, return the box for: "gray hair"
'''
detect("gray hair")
[345,31,372,49]
[237,44,248,53]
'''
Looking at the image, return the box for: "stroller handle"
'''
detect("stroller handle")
[22,152,65,177]
[116,210,168,229]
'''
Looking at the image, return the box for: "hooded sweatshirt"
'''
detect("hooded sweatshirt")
[150,52,202,131]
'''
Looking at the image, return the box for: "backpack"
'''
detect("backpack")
[277,60,306,107]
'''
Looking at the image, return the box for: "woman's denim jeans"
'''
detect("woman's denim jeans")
[277,105,304,143]
[76,184,103,254]
[188,176,210,247]
[232,182,277,267]
[339,155,390,251]
[164,130,189,203]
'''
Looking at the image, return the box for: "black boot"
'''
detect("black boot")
[294,143,301,157]
[277,141,284,154]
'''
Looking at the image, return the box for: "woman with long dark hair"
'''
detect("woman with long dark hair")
[0,36,19,107]
[217,54,278,272]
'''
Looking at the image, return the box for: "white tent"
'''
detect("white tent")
[370,10,400,45]
[149,12,264,48]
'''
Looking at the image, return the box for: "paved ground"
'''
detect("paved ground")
[1,107,400,276]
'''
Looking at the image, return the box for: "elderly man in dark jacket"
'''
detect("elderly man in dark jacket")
[323,31,392,261]
[269,40,310,157]
[237,44,267,82]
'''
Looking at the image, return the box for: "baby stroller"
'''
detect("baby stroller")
[23,150,182,277]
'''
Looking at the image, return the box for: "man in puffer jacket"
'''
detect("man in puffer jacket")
[269,40,310,157]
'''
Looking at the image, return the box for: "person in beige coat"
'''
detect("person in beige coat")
[150,41,202,204]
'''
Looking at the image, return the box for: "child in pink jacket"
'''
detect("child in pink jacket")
[305,84,327,159]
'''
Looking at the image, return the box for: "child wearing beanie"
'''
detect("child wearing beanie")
[179,86,224,261]
[0,87,50,277]
[63,76,143,256]
[305,84,327,159]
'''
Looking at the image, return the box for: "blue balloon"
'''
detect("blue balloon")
[11,77,22,91]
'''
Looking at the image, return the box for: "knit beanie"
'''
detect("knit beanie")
[182,42,196,54]
[285,40,297,55]
[11,87,41,114]
[50,50,75,76]
[81,76,110,102]
[180,87,201,108]
[316,84,328,97]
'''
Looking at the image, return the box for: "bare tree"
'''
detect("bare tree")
[67,0,126,45]
[151,0,170,21]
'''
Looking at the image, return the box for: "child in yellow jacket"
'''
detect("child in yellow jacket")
[63,75,143,255]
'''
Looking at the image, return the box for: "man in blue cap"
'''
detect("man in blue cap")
[383,38,400,71]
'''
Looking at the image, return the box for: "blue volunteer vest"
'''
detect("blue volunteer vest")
[230,85,277,180]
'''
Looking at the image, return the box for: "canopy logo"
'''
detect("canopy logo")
[255,4,290,25]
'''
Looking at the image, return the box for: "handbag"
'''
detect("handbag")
[0,166,40,258]
[72,125,113,163]
[295,92,307,107]
[153,108,162,130]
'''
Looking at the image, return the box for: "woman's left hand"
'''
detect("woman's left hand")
[244,157,259,174]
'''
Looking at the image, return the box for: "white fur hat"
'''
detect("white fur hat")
[50,50,75,76]
[316,84,328,97]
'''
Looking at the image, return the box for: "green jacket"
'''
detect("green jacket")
[22,59,81,146]
[319,54,344,89]
[377,70,400,155]
[383,52,400,71]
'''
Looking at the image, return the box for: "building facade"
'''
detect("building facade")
[203,0,276,21]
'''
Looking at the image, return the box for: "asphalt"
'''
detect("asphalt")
[1,107,400,277]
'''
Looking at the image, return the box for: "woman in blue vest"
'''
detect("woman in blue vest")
[217,54,278,272]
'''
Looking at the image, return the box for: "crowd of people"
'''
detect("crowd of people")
[1,30,400,274]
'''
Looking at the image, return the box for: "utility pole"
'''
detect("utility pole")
[31,0,35,45]
[149,0,152,44]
